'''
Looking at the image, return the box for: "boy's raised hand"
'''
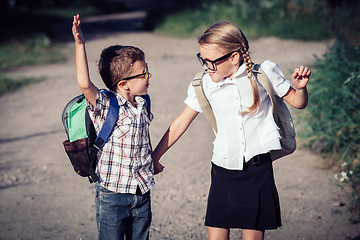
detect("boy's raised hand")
[291,66,311,90]
[72,14,85,45]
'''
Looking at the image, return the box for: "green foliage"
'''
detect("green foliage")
[151,0,332,40]
[301,41,360,218]
[0,75,44,95]
[303,42,360,157]
[0,34,65,69]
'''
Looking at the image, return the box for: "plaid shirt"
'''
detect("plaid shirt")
[87,89,154,194]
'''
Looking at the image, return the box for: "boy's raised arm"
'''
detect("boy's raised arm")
[72,14,97,106]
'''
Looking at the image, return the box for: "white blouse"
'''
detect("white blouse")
[184,60,291,170]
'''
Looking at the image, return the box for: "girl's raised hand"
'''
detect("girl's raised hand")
[72,14,85,45]
[291,66,311,90]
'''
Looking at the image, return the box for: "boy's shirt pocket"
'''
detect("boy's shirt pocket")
[113,115,132,139]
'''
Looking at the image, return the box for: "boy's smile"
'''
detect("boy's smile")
[126,60,151,96]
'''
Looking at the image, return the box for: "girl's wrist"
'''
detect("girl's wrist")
[295,86,306,91]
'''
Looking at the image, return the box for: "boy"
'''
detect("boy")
[72,14,156,240]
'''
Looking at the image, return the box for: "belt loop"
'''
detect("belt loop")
[252,155,261,165]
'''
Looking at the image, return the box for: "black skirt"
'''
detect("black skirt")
[205,153,282,230]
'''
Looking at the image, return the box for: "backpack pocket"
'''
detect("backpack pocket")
[63,138,91,177]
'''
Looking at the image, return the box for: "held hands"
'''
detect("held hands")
[291,66,311,90]
[153,159,164,175]
[72,14,85,45]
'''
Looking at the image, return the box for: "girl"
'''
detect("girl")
[152,21,311,240]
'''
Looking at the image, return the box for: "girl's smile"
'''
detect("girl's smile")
[199,44,240,82]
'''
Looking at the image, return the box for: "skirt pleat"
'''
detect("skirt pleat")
[205,154,282,230]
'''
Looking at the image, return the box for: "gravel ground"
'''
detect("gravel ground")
[0,13,359,240]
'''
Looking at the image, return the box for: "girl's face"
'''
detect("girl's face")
[198,44,240,82]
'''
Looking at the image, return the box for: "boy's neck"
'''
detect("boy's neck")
[116,89,136,107]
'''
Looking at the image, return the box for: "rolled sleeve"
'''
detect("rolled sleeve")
[260,60,291,98]
[86,89,109,125]
[184,82,202,113]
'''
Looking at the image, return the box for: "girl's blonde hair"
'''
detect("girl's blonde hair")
[198,21,260,115]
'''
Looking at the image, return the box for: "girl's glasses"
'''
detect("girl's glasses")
[196,49,240,71]
[112,64,149,87]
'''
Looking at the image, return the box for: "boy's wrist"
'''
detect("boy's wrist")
[75,42,85,46]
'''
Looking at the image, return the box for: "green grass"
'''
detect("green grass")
[0,34,66,94]
[0,75,44,96]
[0,34,66,69]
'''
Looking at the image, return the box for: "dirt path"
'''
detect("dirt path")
[0,14,359,239]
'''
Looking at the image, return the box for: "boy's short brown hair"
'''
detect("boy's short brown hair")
[98,45,145,90]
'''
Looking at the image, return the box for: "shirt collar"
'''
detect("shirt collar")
[112,91,144,107]
[112,90,128,106]
[207,63,247,88]
[232,62,247,79]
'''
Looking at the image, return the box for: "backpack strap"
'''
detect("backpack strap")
[140,94,151,118]
[88,90,120,183]
[191,65,276,134]
[94,91,120,148]
[140,94,152,151]
[192,70,218,133]
[251,63,277,113]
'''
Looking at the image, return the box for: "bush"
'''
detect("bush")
[300,41,360,219]
[150,0,332,40]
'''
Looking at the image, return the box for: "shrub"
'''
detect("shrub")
[151,0,332,40]
[300,41,360,219]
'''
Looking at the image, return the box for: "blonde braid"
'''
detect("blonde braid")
[241,46,260,115]
[198,21,260,115]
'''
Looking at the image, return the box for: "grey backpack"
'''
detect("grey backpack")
[191,63,296,161]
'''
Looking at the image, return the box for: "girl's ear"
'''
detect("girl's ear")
[231,52,241,65]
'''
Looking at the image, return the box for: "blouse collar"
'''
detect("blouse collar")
[207,63,247,88]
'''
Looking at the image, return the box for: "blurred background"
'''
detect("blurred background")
[0,0,359,235]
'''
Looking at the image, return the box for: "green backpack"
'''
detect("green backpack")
[62,90,119,183]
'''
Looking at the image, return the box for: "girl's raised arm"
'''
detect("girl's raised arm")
[283,65,311,109]
[72,14,97,106]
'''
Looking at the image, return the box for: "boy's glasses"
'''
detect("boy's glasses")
[196,49,240,71]
[112,64,149,87]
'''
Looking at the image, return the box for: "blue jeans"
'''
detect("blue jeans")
[95,183,151,240]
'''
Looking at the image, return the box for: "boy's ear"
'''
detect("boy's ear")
[117,80,130,91]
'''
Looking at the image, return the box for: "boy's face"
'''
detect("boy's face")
[125,60,151,96]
